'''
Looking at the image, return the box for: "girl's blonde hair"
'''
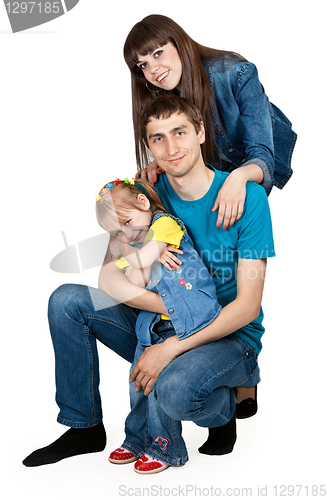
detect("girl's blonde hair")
[95,178,167,232]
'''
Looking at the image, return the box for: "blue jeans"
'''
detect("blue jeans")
[123,320,188,467]
[48,284,260,433]
[48,284,139,427]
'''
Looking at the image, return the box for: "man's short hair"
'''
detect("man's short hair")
[140,94,204,147]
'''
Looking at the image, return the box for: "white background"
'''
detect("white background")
[1,1,327,499]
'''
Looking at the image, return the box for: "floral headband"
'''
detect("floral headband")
[95,177,135,201]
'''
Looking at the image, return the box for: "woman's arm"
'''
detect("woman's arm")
[211,62,275,228]
[212,163,264,229]
[134,160,161,185]
[234,62,274,191]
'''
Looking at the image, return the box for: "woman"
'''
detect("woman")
[123,15,296,422]
[124,14,297,230]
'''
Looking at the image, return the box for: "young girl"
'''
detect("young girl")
[96,178,222,474]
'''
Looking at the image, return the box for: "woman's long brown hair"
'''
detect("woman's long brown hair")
[124,14,246,170]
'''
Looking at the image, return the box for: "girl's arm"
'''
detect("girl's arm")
[110,233,183,288]
[107,237,153,288]
[110,216,183,288]
[118,239,168,270]
[125,242,183,286]
[114,238,169,289]
[98,260,168,315]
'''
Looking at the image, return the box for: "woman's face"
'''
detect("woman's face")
[136,42,183,91]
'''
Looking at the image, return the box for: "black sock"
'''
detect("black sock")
[23,422,106,467]
[198,412,236,456]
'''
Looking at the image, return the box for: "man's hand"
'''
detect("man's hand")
[130,336,179,395]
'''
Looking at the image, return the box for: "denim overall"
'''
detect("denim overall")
[122,213,221,466]
[136,212,221,346]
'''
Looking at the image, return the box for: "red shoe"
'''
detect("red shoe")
[108,447,138,464]
[134,454,170,474]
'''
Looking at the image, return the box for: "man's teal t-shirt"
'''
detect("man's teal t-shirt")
[154,166,275,354]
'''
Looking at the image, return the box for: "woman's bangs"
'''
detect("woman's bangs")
[125,27,170,67]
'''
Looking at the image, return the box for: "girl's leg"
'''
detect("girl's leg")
[123,381,188,467]
[144,388,188,467]
[123,326,188,468]
[122,343,151,458]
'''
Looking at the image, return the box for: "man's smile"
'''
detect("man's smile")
[166,155,186,163]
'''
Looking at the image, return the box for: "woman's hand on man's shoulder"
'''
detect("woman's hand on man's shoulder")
[134,160,163,186]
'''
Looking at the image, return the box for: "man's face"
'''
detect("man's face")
[145,112,205,178]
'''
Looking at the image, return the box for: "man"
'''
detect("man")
[23,95,274,467]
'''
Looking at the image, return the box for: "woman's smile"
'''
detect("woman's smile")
[156,70,170,84]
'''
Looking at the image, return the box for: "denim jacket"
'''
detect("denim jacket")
[135,213,221,346]
[205,56,297,194]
